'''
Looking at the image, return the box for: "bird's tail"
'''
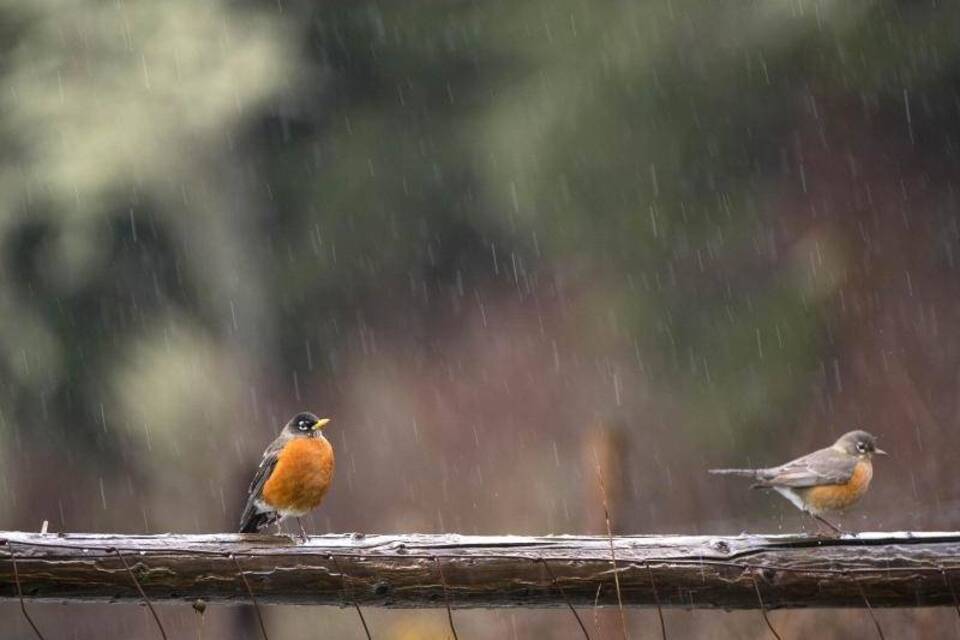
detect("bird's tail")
[239,510,272,534]
[708,468,761,479]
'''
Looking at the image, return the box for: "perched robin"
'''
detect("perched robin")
[709,430,886,533]
[239,412,335,539]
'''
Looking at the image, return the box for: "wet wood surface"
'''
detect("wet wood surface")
[2,531,960,609]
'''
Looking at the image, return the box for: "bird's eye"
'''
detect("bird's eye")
[297,420,310,431]
[856,442,867,452]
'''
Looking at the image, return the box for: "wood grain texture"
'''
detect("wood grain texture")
[1,531,959,609]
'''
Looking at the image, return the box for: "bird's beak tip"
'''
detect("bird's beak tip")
[875,448,888,456]
[313,418,332,430]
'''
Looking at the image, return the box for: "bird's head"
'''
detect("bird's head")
[834,430,886,458]
[284,412,331,438]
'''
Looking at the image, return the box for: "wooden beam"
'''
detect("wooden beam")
[2,531,960,609]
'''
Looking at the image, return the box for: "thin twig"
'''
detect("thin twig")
[7,543,46,640]
[855,577,886,640]
[541,558,590,640]
[114,548,167,640]
[594,450,629,640]
[752,575,783,640]
[592,584,603,639]
[331,554,372,640]
[231,554,270,640]
[646,562,667,640]
[434,556,459,640]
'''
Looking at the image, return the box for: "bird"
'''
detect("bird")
[709,430,886,533]
[239,412,335,540]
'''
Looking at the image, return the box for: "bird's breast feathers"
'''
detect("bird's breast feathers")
[799,459,873,514]
[260,436,335,516]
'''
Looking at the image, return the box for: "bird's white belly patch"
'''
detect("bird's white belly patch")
[254,499,307,518]
[773,487,807,512]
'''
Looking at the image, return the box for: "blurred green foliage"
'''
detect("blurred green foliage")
[0,0,957,506]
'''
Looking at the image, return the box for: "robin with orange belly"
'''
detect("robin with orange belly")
[239,412,335,540]
[709,430,886,533]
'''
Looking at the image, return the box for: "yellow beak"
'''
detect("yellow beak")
[312,418,332,431]
[874,448,887,456]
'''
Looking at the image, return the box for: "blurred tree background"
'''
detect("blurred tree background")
[2,0,960,637]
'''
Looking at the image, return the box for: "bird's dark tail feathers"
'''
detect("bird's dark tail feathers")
[239,511,273,534]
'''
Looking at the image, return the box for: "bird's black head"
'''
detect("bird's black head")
[835,430,886,457]
[284,412,331,437]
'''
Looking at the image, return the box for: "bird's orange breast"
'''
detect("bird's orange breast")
[800,459,873,514]
[261,437,335,515]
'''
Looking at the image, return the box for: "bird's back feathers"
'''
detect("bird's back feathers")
[710,445,858,488]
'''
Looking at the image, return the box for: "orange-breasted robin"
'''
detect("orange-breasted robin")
[709,430,886,533]
[239,412,335,539]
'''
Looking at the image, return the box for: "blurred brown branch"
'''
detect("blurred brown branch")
[2,532,960,609]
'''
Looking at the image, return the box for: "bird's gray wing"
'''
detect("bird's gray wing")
[756,447,857,487]
[239,437,286,530]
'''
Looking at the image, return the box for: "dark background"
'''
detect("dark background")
[2,0,960,637]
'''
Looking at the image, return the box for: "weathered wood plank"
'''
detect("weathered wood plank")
[1,531,959,609]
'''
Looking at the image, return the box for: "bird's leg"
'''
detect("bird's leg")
[815,514,842,534]
[274,519,284,536]
[805,513,825,539]
[808,512,842,537]
[297,518,308,543]
[803,511,824,537]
